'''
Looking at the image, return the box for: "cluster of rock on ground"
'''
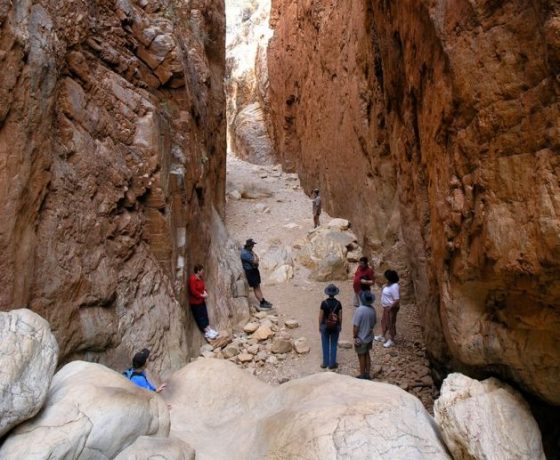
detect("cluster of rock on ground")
[0,308,547,460]
[201,310,309,373]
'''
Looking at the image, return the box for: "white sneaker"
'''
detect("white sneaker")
[374,335,385,342]
[205,328,219,340]
[383,339,395,348]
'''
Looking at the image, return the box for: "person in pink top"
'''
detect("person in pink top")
[352,257,375,307]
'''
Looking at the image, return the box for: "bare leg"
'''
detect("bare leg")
[357,354,367,377]
[253,286,264,302]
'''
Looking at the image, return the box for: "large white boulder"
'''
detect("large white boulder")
[165,359,450,460]
[434,373,545,460]
[114,436,195,460]
[0,309,59,437]
[296,226,359,281]
[0,361,170,459]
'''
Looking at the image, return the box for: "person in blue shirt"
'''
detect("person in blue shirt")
[123,348,167,392]
[240,238,273,309]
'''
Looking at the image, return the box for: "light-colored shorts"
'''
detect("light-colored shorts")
[354,340,373,355]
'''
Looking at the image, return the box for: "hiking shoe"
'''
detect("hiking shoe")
[320,363,327,369]
[204,328,219,340]
[383,339,395,348]
[374,335,385,342]
[258,303,272,310]
[262,300,273,308]
[328,363,338,370]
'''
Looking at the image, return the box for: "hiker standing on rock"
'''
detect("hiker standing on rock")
[311,188,321,228]
[319,284,342,370]
[240,238,273,310]
[123,348,167,392]
[352,291,376,379]
[352,256,375,307]
[375,270,400,348]
[188,264,219,340]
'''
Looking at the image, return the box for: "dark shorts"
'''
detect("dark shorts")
[245,268,261,288]
[355,340,373,355]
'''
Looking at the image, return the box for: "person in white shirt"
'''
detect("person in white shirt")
[374,270,400,348]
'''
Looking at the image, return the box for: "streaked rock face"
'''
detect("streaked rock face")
[0,0,242,375]
[267,0,560,404]
[0,309,59,437]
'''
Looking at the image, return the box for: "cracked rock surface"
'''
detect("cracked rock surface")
[0,309,59,437]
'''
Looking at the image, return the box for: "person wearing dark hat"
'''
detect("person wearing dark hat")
[123,348,166,392]
[311,189,321,228]
[240,238,273,309]
[319,284,342,369]
[352,290,377,379]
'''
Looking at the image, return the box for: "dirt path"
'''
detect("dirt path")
[225,156,436,411]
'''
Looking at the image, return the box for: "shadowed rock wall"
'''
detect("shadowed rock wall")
[0,0,239,376]
[268,0,560,406]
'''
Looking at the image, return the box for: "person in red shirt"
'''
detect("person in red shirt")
[352,257,375,307]
[188,264,219,340]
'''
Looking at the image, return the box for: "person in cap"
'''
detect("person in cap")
[311,188,321,228]
[188,264,219,340]
[352,256,375,307]
[319,284,342,369]
[352,290,377,379]
[123,348,167,392]
[240,238,273,309]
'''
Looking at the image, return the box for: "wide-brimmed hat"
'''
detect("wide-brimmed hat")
[132,348,150,369]
[324,284,340,296]
[245,238,257,247]
[360,291,375,306]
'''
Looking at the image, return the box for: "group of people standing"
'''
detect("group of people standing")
[319,257,401,379]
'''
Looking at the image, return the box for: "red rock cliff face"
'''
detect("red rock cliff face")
[0,0,234,375]
[268,0,560,405]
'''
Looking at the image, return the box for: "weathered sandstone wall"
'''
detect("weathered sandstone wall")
[225,0,274,164]
[0,0,243,375]
[268,0,560,406]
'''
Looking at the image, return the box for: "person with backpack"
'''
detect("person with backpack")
[319,284,342,370]
[352,290,377,379]
[123,348,166,392]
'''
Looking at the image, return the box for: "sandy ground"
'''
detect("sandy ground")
[225,156,436,411]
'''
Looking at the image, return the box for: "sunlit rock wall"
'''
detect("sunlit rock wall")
[268,0,560,406]
[0,0,242,376]
[225,0,274,164]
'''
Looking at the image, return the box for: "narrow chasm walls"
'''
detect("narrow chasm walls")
[267,0,560,416]
[267,0,401,273]
[225,0,275,164]
[0,0,247,376]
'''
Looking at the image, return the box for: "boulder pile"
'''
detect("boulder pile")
[0,309,547,459]
[198,310,308,377]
